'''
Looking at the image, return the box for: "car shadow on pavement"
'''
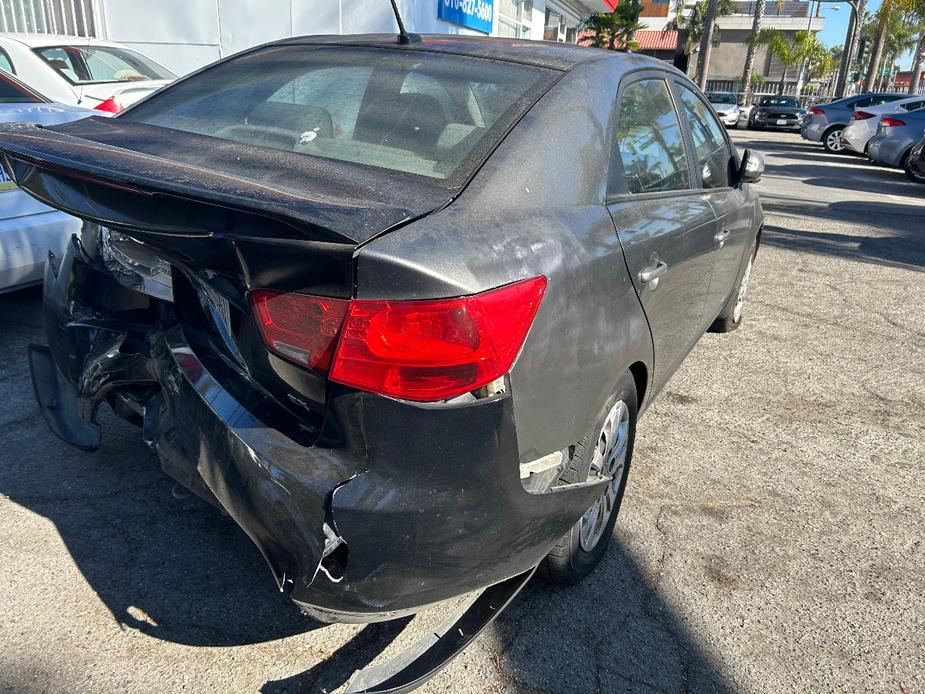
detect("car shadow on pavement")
[761,218,925,270]
[0,409,326,646]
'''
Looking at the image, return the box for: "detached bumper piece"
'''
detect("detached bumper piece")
[345,567,534,694]
[29,344,101,451]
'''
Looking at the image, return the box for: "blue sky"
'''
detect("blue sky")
[816,0,916,70]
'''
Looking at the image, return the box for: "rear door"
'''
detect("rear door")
[671,80,750,324]
[606,71,716,390]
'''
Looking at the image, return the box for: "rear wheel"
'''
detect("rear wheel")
[906,157,925,184]
[710,237,758,333]
[538,372,637,586]
[823,126,845,153]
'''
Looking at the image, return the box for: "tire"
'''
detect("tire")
[710,236,758,333]
[538,372,637,586]
[822,126,845,154]
[905,157,925,184]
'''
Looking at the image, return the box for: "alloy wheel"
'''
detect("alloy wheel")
[579,399,630,552]
[825,130,844,152]
[733,254,754,324]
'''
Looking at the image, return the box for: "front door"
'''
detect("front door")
[606,74,716,390]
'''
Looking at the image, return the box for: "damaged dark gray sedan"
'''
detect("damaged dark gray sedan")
[0,34,764,690]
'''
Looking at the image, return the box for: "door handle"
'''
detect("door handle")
[714,229,731,248]
[639,261,668,288]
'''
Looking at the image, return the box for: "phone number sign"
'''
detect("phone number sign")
[438,0,494,34]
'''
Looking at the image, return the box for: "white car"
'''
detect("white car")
[0,34,175,113]
[0,70,96,292]
[841,95,925,155]
[706,91,741,128]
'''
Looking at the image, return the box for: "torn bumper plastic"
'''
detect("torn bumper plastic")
[32,237,607,621]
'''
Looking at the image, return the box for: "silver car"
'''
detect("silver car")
[0,69,94,292]
[867,107,925,168]
[706,91,741,127]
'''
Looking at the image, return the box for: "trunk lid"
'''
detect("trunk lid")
[0,117,450,244]
[79,80,174,108]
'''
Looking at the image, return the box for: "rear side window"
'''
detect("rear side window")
[902,100,925,112]
[0,49,14,74]
[870,95,903,106]
[0,72,43,104]
[616,78,691,194]
[124,45,557,182]
[676,85,732,189]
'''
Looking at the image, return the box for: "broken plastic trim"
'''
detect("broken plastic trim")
[343,566,536,694]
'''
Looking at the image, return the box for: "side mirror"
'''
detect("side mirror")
[738,148,764,184]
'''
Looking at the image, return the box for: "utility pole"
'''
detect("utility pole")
[696,0,721,89]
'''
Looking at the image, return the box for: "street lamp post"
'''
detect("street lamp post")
[797,0,859,98]
[833,0,864,98]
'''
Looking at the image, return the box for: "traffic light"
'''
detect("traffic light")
[856,37,867,65]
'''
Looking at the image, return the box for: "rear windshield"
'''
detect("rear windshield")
[34,45,175,85]
[707,92,736,105]
[122,45,558,181]
[759,96,799,108]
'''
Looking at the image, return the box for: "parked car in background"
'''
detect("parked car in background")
[841,95,925,155]
[0,37,765,690]
[706,91,740,127]
[904,137,925,183]
[0,69,93,292]
[749,95,805,132]
[801,92,907,153]
[867,108,925,169]
[0,34,176,113]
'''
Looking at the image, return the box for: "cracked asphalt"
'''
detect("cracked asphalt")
[1,129,923,693]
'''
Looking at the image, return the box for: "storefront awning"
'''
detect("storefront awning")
[634,30,678,51]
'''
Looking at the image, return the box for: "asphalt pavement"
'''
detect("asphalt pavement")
[1,129,923,693]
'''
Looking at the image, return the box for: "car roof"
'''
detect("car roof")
[0,33,128,49]
[276,34,666,72]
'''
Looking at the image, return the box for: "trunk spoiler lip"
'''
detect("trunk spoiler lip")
[0,121,441,246]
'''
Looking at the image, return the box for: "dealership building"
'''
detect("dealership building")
[0,0,619,75]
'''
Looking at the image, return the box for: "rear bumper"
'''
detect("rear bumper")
[867,134,909,167]
[841,124,871,154]
[0,210,80,292]
[32,236,605,621]
[801,119,827,142]
[754,116,801,131]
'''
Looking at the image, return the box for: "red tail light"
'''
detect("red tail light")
[808,107,824,115]
[881,117,906,127]
[251,290,349,372]
[251,277,547,401]
[94,97,124,113]
[331,276,547,401]
[851,111,875,121]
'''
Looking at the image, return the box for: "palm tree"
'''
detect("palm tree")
[806,43,841,96]
[863,0,918,91]
[912,34,925,94]
[579,1,647,52]
[756,29,820,94]
[741,0,768,105]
